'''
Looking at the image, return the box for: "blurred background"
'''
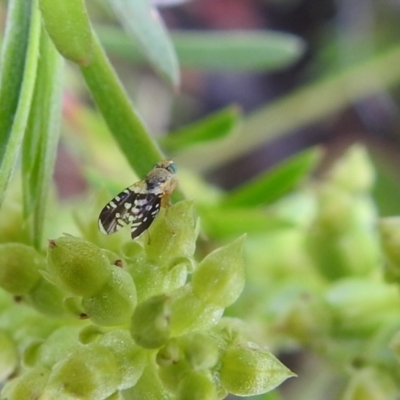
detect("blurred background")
[90,0,400,216]
[2,0,400,214]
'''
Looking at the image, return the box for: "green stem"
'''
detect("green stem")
[80,32,163,178]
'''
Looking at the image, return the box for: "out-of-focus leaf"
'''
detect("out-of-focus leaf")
[169,30,304,71]
[175,46,400,172]
[198,206,294,239]
[152,0,191,6]
[96,25,304,72]
[105,0,179,87]
[0,0,32,161]
[22,28,64,250]
[221,147,322,208]
[0,0,41,208]
[161,106,241,152]
[39,0,93,65]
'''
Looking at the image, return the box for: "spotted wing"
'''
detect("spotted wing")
[98,188,162,239]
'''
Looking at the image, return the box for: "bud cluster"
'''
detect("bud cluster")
[0,200,293,399]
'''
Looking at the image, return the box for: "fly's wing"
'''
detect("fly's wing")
[98,186,162,239]
[129,193,162,239]
[98,187,137,235]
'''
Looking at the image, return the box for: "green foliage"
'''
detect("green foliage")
[1,0,400,399]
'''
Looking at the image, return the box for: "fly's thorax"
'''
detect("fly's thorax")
[145,168,175,194]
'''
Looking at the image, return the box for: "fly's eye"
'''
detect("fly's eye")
[153,160,177,174]
[167,162,177,174]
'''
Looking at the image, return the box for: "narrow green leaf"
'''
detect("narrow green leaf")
[39,0,93,66]
[22,28,64,250]
[80,32,164,178]
[198,206,293,239]
[0,0,32,160]
[169,30,304,71]
[221,147,322,208]
[161,106,240,152]
[105,0,179,87]
[96,26,304,72]
[0,0,41,208]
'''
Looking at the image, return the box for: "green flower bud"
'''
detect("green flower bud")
[131,294,171,349]
[105,391,125,400]
[78,325,104,345]
[102,249,125,268]
[127,257,186,303]
[1,365,50,400]
[170,285,223,336]
[0,243,44,295]
[123,365,169,400]
[63,296,88,319]
[145,200,197,268]
[342,367,398,400]
[158,354,191,394]
[219,343,295,396]
[82,267,137,326]
[38,326,82,368]
[121,241,144,261]
[379,217,400,283]
[192,236,246,308]
[327,145,375,193]
[47,236,112,297]
[99,330,147,390]
[326,278,400,337]
[0,303,60,349]
[39,0,93,65]
[179,332,219,370]
[307,192,378,280]
[26,277,67,317]
[23,339,43,368]
[0,330,17,380]
[177,371,217,400]
[43,344,120,399]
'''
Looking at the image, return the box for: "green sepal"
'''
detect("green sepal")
[46,236,112,297]
[219,343,296,396]
[130,294,171,349]
[192,236,246,308]
[0,243,44,295]
[82,267,137,326]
